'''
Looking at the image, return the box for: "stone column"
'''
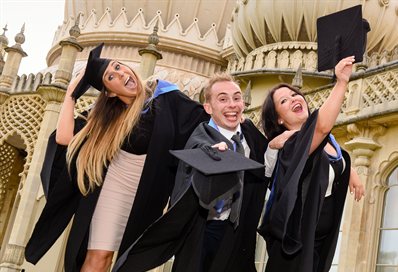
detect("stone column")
[338,123,385,272]
[139,24,162,79]
[0,25,27,92]
[53,16,83,88]
[0,86,65,272]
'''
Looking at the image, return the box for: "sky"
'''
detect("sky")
[0,0,65,75]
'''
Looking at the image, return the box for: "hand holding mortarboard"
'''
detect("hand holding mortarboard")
[317,5,371,72]
[170,145,263,176]
[70,43,111,100]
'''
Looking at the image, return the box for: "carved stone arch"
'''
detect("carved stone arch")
[0,141,26,246]
[370,151,398,269]
[0,95,46,188]
[374,151,398,188]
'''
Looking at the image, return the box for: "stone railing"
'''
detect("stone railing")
[2,72,53,94]
[228,43,398,76]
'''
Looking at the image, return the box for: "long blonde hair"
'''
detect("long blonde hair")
[66,68,147,195]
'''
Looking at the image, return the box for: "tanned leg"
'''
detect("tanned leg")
[81,250,114,272]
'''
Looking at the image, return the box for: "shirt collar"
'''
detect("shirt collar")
[208,118,242,141]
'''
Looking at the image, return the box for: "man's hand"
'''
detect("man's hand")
[212,141,229,151]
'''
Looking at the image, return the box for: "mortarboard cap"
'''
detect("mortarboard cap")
[170,145,264,176]
[317,5,371,72]
[71,43,111,100]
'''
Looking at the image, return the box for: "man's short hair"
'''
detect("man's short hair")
[203,73,239,102]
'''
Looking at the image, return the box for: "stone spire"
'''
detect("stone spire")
[0,25,9,48]
[292,64,303,89]
[243,80,252,109]
[138,22,163,79]
[0,24,28,91]
[53,14,83,88]
[0,25,9,74]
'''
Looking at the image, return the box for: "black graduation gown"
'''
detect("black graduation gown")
[113,119,269,272]
[25,89,209,272]
[258,110,350,272]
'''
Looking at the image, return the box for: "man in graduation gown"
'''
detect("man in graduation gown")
[113,73,270,272]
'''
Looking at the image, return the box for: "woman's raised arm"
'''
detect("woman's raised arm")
[309,56,355,154]
[55,72,84,145]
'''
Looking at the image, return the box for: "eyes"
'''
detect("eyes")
[280,92,299,105]
[107,64,121,81]
[217,95,242,103]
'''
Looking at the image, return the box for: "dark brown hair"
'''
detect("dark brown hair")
[261,83,308,140]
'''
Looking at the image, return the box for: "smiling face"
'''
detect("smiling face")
[102,61,140,105]
[203,80,244,131]
[273,86,309,130]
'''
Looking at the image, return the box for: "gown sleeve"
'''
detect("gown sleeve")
[25,115,87,264]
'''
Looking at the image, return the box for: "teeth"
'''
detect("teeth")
[293,104,302,111]
[124,77,130,86]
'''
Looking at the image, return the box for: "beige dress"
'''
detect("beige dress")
[88,150,146,251]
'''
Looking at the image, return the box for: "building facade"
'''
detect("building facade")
[0,0,397,271]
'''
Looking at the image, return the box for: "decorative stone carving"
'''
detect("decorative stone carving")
[0,95,46,190]
[0,143,16,214]
[304,51,317,71]
[379,50,390,65]
[265,51,277,68]
[277,50,289,69]
[291,50,303,69]
[0,243,25,267]
[345,123,385,171]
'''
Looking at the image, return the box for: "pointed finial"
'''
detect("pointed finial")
[148,21,160,46]
[0,24,9,46]
[243,80,252,108]
[292,64,303,89]
[2,25,7,35]
[69,13,81,38]
[15,23,26,44]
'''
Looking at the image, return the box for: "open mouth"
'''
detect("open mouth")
[292,103,303,112]
[224,112,239,121]
[124,76,136,89]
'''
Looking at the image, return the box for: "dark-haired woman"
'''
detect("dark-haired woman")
[259,56,364,272]
[25,44,208,272]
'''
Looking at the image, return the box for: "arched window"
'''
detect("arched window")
[376,166,398,271]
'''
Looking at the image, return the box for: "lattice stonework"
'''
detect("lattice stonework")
[245,108,262,129]
[75,96,97,115]
[0,95,46,186]
[0,143,17,213]
[362,70,398,108]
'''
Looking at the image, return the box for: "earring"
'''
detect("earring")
[279,120,283,125]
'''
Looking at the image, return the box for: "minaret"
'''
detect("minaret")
[0,24,27,92]
[0,25,9,75]
[243,80,252,109]
[53,14,83,88]
[292,64,303,89]
[138,23,162,79]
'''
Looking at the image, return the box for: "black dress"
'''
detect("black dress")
[25,80,209,272]
[258,110,350,272]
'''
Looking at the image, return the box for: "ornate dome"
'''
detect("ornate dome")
[231,0,398,57]
[63,0,234,44]
[48,0,235,66]
[44,0,236,96]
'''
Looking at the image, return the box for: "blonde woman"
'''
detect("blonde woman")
[25,43,208,272]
